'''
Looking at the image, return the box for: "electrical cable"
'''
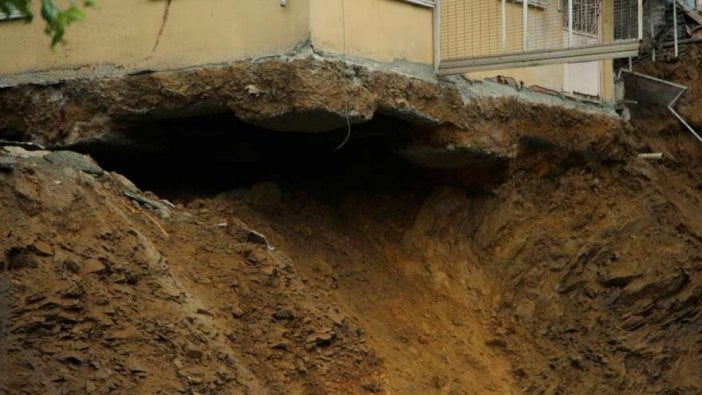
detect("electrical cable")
[332,0,352,153]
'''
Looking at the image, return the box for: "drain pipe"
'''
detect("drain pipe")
[434,0,441,73]
[674,0,679,57]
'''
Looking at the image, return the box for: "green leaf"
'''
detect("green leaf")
[0,0,95,47]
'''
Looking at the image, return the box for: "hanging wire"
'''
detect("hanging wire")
[332,0,352,154]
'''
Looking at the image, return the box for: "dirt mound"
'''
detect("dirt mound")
[3,44,702,395]
[0,148,378,394]
[2,120,702,394]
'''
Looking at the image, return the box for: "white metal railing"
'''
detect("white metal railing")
[437,0,643,74]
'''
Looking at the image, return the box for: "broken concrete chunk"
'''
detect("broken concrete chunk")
[124,191,170,219]
[43,151,104,176]
[2,145,50,160]
[110,172,139,194]
[0,156,19,171]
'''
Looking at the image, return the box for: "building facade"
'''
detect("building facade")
[0,0,640,103]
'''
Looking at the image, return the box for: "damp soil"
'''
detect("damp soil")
[2,55,702,393]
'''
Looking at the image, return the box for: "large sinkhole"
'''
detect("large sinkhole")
[72,113,437,200]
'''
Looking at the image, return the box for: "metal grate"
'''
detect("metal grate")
[439,0,642,73]
[564,0,600,36]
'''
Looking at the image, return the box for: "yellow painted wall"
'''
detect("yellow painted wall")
[0,0,613,101]
[0,0,311,76]
[309,0,434,64]
[0,0,433,77]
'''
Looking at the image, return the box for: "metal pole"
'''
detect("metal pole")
[568,0,573,47]
[650,0,655,61]
[638,0,643,39]
[673,0,679,57]
[434,0,441,72]
[523,0,528,51]
[502,0,507,53]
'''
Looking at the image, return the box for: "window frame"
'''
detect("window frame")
[561,0,601,38]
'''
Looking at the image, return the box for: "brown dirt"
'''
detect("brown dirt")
[637,43,702,128]
[2,48,702,395]
[2,118,702,394]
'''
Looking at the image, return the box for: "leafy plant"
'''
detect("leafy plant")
[0,0,94,47]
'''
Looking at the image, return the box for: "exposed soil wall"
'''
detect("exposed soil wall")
[2,49,702,394]
[1,113,702,393]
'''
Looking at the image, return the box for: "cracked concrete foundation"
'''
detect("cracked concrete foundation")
[0,52,627,186]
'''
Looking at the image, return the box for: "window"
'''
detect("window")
[562,0,600,36]
[613,0,638,40]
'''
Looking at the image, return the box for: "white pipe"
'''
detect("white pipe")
[674,0,679,57]
[637,152,664,159]
[434,0,441,72]
[523,0,528,51]
[638,0,644,39]
[650,0,656,61]
[568,0,573,47]
[501,0,506,53]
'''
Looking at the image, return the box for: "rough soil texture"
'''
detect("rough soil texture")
[2,115,702,394]
[637,43,702,128]
[2,51,702,394]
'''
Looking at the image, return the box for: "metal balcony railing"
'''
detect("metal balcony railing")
[436,0,643,74]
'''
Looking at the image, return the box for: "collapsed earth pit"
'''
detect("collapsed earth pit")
[3,54,702,393]
[55,109,702,394]
[72,112,450,200]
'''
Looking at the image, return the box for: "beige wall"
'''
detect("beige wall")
[309,0,434,64]
[0,0,434,78]
[0,0,613,101]
[0,0,311,76]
